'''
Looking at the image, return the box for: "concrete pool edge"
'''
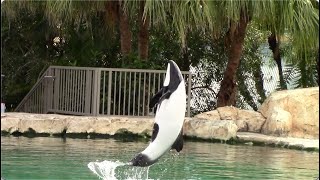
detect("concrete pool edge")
[1,112,319,152]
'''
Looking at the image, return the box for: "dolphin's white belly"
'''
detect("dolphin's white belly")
[141,82,186,161]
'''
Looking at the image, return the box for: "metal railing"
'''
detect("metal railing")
[15,68,55,114]
[15,66,192,117]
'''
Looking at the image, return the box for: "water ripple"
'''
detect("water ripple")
[1,136,319,180]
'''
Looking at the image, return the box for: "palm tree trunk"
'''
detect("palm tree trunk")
[217,10,250,107]
[118,1,132,57]
[138,1,149,61]
[267,33,287,90]
[253,68,266,104]
[181,46,190,71]
[104,1,118,27]
[317,48,319,85]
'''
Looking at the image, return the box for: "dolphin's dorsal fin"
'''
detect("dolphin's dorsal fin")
[171,129,184,152]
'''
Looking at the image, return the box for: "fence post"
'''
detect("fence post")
[92,70,97,115]
[84,70,92,114]
[43,68,54,113]
[107,70,112,115]
[96,69,101,116]
[187,72,192,117]
[53,68,60,113]
[46,77,51,113]
[91,69,101,116]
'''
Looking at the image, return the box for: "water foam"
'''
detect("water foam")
[87,160,152,180]
[88,160,124,180]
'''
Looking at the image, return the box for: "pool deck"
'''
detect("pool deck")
[1,112,318,151]
[235,132,319,151]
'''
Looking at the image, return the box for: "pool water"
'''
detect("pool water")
[1,136,319,180]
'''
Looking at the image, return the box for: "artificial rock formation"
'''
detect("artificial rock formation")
[183,118,238,141]
[1,113,237,141]
[194,87,319,139]
[260,107,292,137]
[194,106,266,133]
[1,113,154,137]
[259,87,319,139]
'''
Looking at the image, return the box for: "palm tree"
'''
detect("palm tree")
[205,0,319,107]
[137,0,149,60]
[117,1,132,57]
[216,3,251,107]
[267,32,287,90]
[262,0,318,90]
[143,0,318,107]
[3,0,318,108]
[2,0,136,60]
[317,49,319,85]
[48,0,134,59]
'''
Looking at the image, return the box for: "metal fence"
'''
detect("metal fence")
[15,69,55,114]
[15,66,192,117]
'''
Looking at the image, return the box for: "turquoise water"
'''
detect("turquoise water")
[1,136,319,180]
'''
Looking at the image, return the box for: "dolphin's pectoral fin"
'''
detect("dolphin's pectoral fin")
[150,87,171,108]
[149,89,163,108]
[171,129,184,152]
[151,123,159,142]
[158,90,172,104]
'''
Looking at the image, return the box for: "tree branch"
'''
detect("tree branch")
[191,86,217,96]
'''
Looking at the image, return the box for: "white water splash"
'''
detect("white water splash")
[88,160,125,180]
[88,160,152,180]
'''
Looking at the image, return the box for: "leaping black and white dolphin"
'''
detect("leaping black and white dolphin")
[129,60,186,167]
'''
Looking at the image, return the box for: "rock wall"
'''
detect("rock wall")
[195,87,319,139]
[183,118,238,141]
[1,113,154,137]
[2,112,318,151]
[259,87,319,139]
[194,106,266,133]
[1,113,238,141]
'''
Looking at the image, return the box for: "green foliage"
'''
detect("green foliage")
[1,6,55,110]
[188,32,227,115]
[190,23,268,114]
[280,36,318,89]
[1,0,319,113]
[236,23,269,110]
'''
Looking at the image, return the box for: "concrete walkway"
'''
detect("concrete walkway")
[236,132,319,151]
